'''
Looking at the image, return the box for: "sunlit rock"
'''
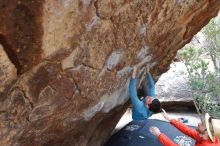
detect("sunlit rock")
[0,0,220,145]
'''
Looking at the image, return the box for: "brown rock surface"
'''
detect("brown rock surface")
[0,0,220,145]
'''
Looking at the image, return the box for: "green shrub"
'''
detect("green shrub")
[177,15,220,118]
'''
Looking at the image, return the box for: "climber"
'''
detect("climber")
[150,110,220,146]
[129,65,162,120]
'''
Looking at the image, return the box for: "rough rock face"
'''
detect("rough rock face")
[0,0,220,145]
[156,62,191,101]
[156,62,193,108]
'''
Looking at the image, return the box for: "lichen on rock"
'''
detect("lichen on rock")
[0,0,220,145]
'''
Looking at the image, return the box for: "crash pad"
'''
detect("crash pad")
[105,119,195,146]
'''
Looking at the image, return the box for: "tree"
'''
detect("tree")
[177,14,220,118]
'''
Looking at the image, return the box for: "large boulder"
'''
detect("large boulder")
[156,62,194,109]
[0,0,220,145]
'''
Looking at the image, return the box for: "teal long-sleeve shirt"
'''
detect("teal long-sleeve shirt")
[129,73,155,120]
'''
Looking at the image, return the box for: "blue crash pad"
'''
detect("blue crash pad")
[105,119,195,146]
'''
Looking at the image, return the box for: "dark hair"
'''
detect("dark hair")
[149,99,162,113]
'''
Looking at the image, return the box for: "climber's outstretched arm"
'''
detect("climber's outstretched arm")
[146,65,155,97]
